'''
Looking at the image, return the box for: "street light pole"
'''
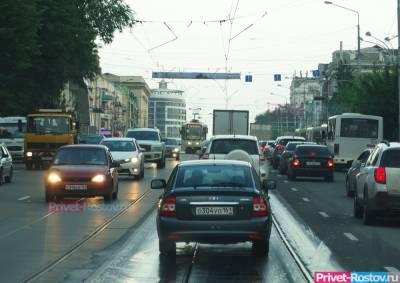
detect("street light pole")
[324,1,361,76]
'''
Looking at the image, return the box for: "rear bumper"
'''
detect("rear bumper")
[368,192,400,215]
[158,216,272,243]
[290,167,333,177]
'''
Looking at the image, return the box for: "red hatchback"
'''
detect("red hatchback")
[44,145,119,202]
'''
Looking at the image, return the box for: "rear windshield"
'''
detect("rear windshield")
[101,140,136,152]
[286,142,314,151]
[54,148,107,165]
[295,146,331,157]
[380,150,400,168]
[175,165,254,189]
[79,136,103,144]
[278,138,305,146]
[210,139,258,155]
[127,131,159,141]
[165,139,177,145]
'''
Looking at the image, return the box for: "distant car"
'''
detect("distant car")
[271,136,306,169]
[354,142,400,225]
[101,138,144,180]
[126,128,166,169]
[345,148,373,197]
[203,135,267,180]
[165,138,180,160]
[287,144,334,182]
[278,141,315,174]
[263,140,275,160]
[44,145,119,202]
[198,139,210,159]
[151,160,275,256]
[0,143,13,185]
[79,135,105,144]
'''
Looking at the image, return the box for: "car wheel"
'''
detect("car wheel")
[175,154,180,161]
[157,155,166,169]
[159,239,176,255]
[5,167,13,183]
[362,189,375,225]
[0,168,4,185]
[353,191,363,219]
[252,237,270,256]
[25,162,33,170]
[138,163,145,180]
[346,178,354,197]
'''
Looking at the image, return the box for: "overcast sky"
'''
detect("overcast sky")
[99,0,396,129]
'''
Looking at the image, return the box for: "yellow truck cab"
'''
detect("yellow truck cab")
[24,109,78,169]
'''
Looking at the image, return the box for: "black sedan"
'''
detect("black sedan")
[345,148,372,197]
[278,141,315,174]
[287,144,334,182]
[151,160,275,256]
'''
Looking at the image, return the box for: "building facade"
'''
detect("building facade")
[148,80,186,138]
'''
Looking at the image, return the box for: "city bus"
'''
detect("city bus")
[180,119,208,154]
[0,116,26,161]
[326,113,383,168]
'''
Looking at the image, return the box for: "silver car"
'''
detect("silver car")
[354,142,400,224]
[0,143,13,184]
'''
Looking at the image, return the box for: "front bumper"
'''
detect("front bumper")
[25,151,55,163]
[118,161,141,175]
[45,180,113,197]
[158,216,272,243]
[9,151,24,161]
[166,149,179,158]
[143,151,163,162]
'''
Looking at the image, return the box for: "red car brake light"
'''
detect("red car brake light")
[292,159,300,167]
[160,196,176,217]
[374,167,386,184]
[327,159,334,168]
[252,196,268,217]
[276,145,285,150]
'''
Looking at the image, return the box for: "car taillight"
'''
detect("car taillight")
[374,167,386,184]
[160,196,176,217]
[327,159,334,168]
[202,153,209,159]
[276,145,285,151]
[252,196,268,217]
[259,154,265,165]
[260,146,266,152]
[292,159,300,167]
[334,143,339,155]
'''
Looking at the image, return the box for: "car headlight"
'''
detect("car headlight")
[188,142,192,145]
[48,173,61,183]
[92,174,106,183]
[196,142,199,145]
[26,151,33,157]
[173,148,179,152]
[131,157,138,163]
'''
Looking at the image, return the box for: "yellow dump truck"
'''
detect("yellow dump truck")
[24,109,78,169]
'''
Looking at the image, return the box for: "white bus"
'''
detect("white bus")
[326,113,383,168]
[0,117,26,161]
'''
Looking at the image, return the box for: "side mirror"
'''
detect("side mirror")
[151,179,166,190]
[262,179,277,192]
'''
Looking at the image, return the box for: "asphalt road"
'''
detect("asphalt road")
[0,156,307,283]
[271,168,400,273]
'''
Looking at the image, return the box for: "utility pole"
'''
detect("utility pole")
[398,0,400,140]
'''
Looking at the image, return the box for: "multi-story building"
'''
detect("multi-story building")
[103,73,151,128]
[148,80,186,138]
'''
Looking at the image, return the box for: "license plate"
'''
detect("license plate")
[65,185,87,191]
[306,161,320,166]
[42,157,53,161]
[195,206,233,216]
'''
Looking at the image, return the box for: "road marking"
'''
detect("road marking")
[343,232,358,241]
[384,266,400,273]
[291,187,298,192]
[18,196,30,201]
[319,211,329,218]
[271,170,277,173]
[277,174,282,178]
[283,180,289,183]
[302,197,310,202]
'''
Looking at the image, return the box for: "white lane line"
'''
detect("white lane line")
[18,196,30,201]
[343,232,359,241]
[302,197,310,202]
[283,180,289,183]
[384,266,400,273]
[319,211,329,218]
[291,187,298,192]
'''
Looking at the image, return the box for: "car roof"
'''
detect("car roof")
[276,136,305,140]
[177,159,252,168]
[381,142,400,149]
[102,137,136,142]
[211,135,258,141]
[127,128,160,132]
[59,144,108,150]
[295,144,328,148]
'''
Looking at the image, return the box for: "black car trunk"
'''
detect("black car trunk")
[297,156,330,168]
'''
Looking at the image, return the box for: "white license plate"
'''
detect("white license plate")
[42,157,53,161]
[306,161,320,166]
[65,185,87,191]
[195,206,233,216]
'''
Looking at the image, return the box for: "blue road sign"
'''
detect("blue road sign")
[312,70,320,78]
[245,75,252,82]
[274,74,281,81]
